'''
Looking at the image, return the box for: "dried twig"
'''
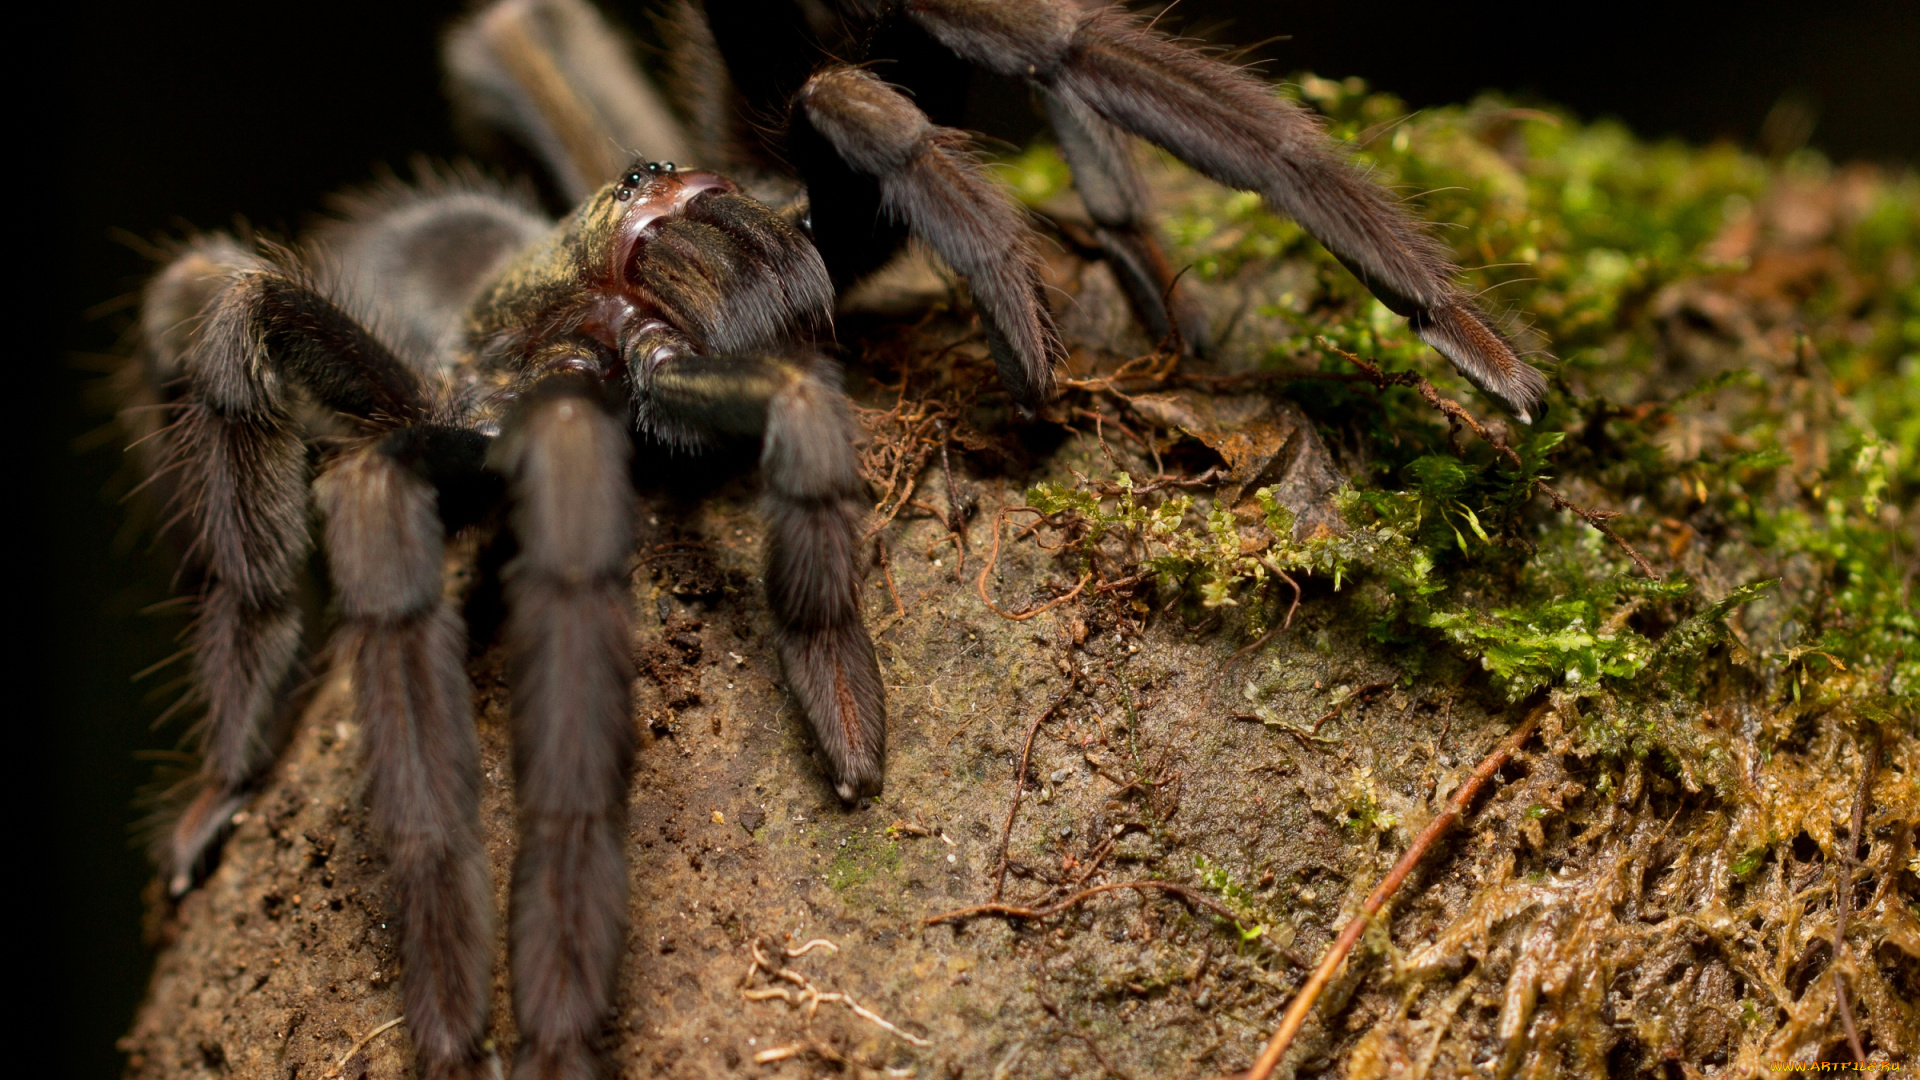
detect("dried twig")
[1129,466,1225,494]
[1057,357,1372,400]
[856,377,978,542]
[1227,564,1302,665]
[1262,562,1303,629]
[635,539,711,566]
[1234,704,1545,1080]
[935,420,970,578]
[751,1044,808,1064]
[874,536,906,618]
[1323,342,1657,578]
[1230,712,1339,752]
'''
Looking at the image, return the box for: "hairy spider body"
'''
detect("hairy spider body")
[131,1,1547,1075]
[141,160,882,1073]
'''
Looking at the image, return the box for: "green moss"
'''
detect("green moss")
[1335,766,1399,837]
[998,77,1917,779]
[1192,854,1277,944]
[824,832,901,897]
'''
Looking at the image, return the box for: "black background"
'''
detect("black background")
[27,2,1917,1075]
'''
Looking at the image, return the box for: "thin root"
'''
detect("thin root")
[992,684,1079,901]
[318,1016,404,1079]
[741,940,932,1049]
[924,880,1243,928]
[976,505,1095,620]
[1831,726,1879,1063]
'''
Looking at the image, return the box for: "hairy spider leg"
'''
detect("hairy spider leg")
[904,0,1550,421]
[315,432,496,1079]
[1040,86,1212,353]
[792,66,1064,409]
[153,255,431,894]
[846,0,1212,356]
[700,0,1204,382]
[150,249,522,1077]
[142,170,549,1073]
[447,0,694,203]
[840,0,1211,356]
[634,347,886,799]
[490,375,638,1080]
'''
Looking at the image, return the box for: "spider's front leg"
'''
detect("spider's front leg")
[635,345,885,799]
[793,67,1065,411]
[905,0,1551,421]
[146,250,429,894]
[490,374,638,1078]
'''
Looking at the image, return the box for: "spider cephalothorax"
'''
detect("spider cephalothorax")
[131,1,1547,1076]
[469,162,831,377]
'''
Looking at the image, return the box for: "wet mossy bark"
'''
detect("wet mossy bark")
[124,98,1918,1078]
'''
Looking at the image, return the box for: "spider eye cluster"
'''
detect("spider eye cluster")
[615,161,677,202]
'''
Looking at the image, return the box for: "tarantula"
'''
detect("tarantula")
[130,0,1545,1075]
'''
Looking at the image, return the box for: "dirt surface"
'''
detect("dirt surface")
[125,480,1508,1080]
